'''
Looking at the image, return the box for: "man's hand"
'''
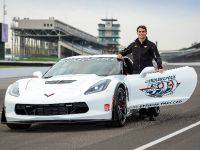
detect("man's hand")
[117,54,123,60]
[158,69,164,73]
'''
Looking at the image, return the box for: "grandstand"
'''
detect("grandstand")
[11,17,106,59]
[161,45,200,62]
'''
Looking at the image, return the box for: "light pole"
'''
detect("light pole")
[3,0,5,23]
[2,0,7,60]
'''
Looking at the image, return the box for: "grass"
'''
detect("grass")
[19,56,59,62]
[0,56,58,68]
[0,66,30,68]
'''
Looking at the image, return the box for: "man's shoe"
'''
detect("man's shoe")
[149,116,156,121]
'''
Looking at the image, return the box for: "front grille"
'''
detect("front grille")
[15,102,89,116]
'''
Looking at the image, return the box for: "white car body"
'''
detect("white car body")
[1,55,198,128]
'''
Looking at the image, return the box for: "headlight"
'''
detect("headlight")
[8,82,20,97]
[84,79,111,95]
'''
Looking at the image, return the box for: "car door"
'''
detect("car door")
[123,66,197,109]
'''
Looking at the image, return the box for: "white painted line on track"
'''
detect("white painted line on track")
[134,120,200,150]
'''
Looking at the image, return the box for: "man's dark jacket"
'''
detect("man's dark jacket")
[120,37,163,73]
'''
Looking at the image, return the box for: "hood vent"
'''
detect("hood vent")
[45,80,76,84]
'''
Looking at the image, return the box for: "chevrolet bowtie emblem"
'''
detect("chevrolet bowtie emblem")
[44,93,55,98]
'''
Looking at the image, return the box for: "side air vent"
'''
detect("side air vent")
[45,80,76,84]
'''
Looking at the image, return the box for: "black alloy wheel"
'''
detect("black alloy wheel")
[112,87,127,127]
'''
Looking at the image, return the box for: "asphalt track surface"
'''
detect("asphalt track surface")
[0,65,200,150]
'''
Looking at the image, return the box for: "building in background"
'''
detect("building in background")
[0,23,8,60]
[11,17,106,59]
[98,18,120,53]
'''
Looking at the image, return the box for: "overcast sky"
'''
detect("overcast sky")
[1,0,200,51]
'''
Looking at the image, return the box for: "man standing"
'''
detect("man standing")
[117,25,163,120]
[117,25,163,74]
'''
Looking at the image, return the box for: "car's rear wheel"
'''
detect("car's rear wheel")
[112,87,127,127]
[6,123,31,130]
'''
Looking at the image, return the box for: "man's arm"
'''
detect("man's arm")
[151,43,164,72]
[120,42,134,56]
[117,42,134,60]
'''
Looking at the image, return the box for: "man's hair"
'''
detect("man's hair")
[137,25,147,32]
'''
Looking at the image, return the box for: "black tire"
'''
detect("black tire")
[112,87,127,127]
[6,123,31,130]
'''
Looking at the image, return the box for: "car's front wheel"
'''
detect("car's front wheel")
[6,123,31,130]
[112,87,127,127]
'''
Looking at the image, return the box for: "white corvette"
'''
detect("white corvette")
[1,55,197,129]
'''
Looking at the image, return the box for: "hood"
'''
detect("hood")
[27,74,102,91]
[20,74,102,103]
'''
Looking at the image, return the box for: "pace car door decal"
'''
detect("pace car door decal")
[140,75,180,98]
[125,66,197,109]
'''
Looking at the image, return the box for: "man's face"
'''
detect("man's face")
[137,28,147,40]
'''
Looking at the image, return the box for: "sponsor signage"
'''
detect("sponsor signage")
[140,75,180,98]
[0,23,8,42]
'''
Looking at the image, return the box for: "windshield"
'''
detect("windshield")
[43,57,121,78]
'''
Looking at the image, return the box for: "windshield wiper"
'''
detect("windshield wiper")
[43,76,53,79]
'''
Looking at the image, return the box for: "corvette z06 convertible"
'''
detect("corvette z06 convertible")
[1,55,197,129]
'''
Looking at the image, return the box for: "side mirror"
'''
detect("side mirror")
[139,67,155,78]
[33,71,43,78]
